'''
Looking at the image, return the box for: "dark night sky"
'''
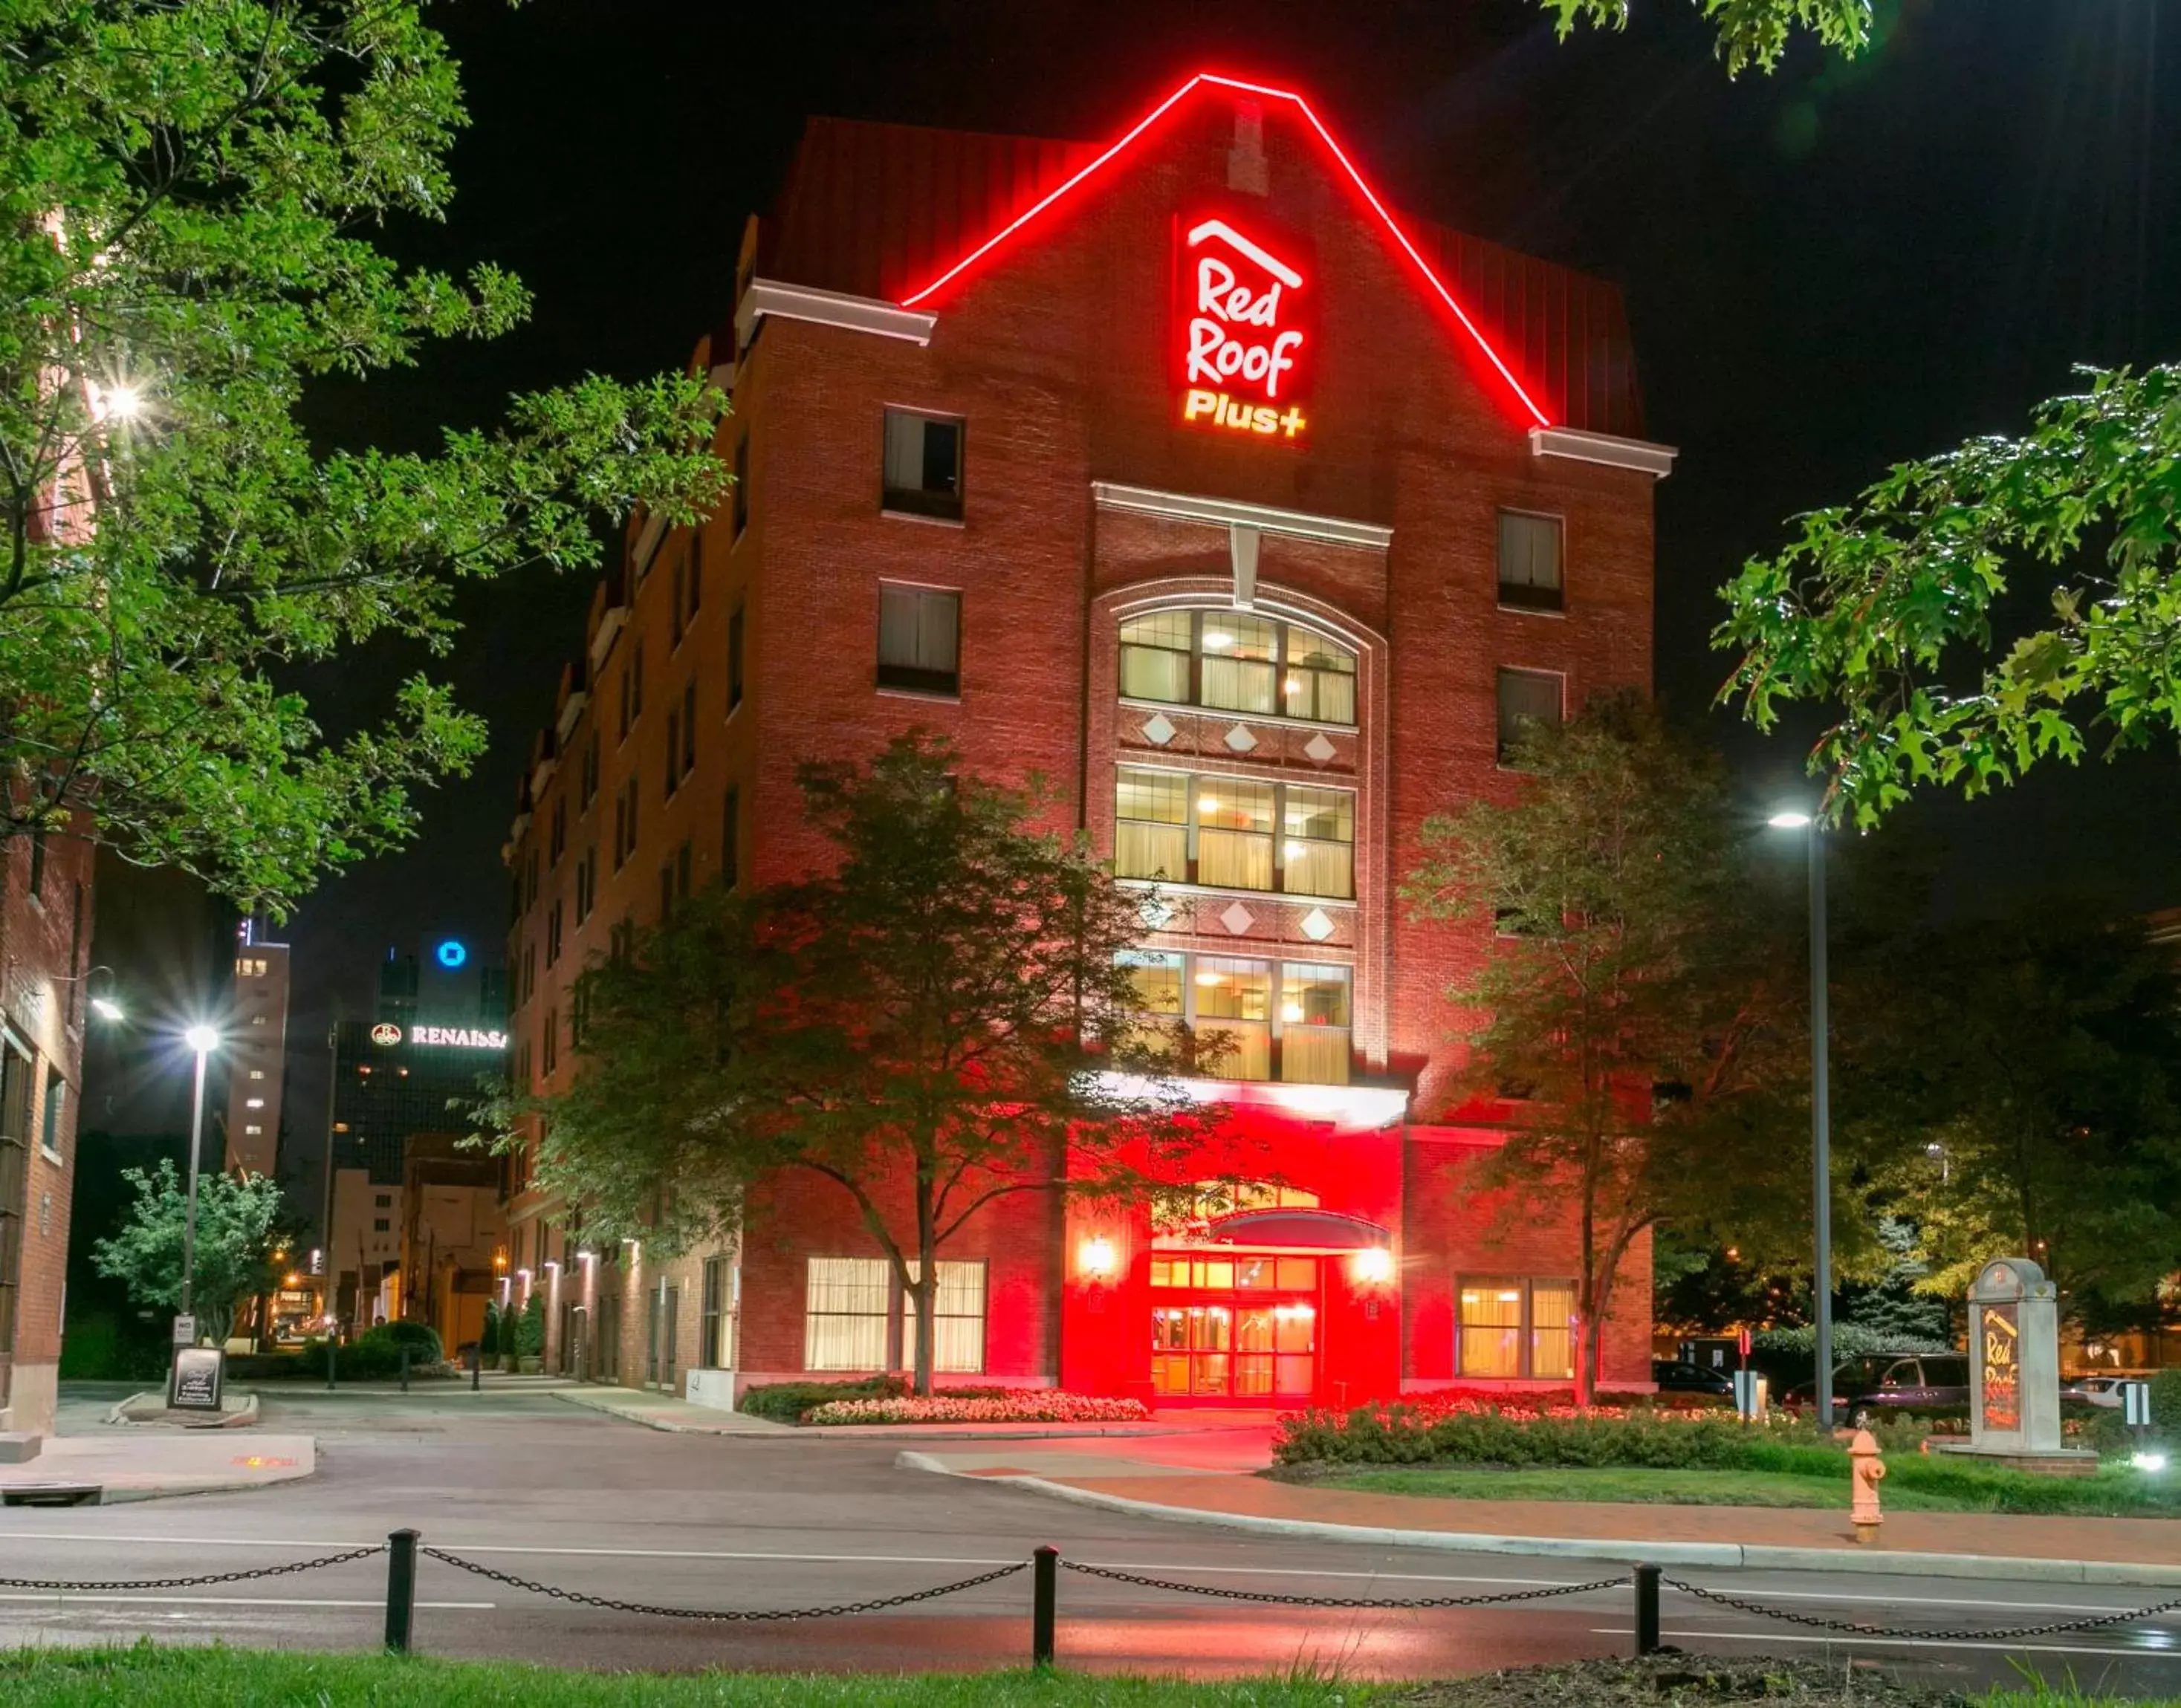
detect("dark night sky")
[254,0,2179,1108]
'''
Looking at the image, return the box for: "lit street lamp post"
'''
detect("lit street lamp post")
[180,1024,220,1328]
[1769,810,1833,1431]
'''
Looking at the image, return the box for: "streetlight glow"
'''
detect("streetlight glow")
[103,383,143,420]
[90,996,124,1022]
[184,1024,219,1053]
[1766,810,1814,829]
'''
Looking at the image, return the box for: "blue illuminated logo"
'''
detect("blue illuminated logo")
[435,940,467,970]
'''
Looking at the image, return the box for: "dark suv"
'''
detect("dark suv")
[1784,1354,1970,1423]
[1652,1359,1735,1397]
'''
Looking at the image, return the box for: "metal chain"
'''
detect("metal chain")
[0,1545,387,1594]
[419,1548,1027,1622]
[1060,1559,1626,1611]
[1664,1577,2181,1643]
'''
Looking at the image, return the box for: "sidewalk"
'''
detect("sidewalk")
[0,1431,314,1504]
[900,1439,2181,1585]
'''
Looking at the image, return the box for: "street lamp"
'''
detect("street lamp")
[90,996,125,1022]
[180,1023,220,1330]
[1768,808,1834,1430]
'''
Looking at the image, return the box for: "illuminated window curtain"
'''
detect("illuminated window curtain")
[804,1257,889,1371]
[1458,1279,1525,1377]
[903,1260,987,1374]
[1278,964,1351,1085]
[1496,669,1563,764]
[1114,768,1189,880]
[1196,778,1274,891]
[1280,786,1354,899]
[1199,614,1277,713]
[1120,611,1193,703]
[1497,512,1563,610]
[1120,951,1184,1062]
[1529,1281,1577,1380]
[1193,957,1271,1080]
[1283,631,1357,724]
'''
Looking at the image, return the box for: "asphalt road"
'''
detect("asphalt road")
[5,1383,2181,1689]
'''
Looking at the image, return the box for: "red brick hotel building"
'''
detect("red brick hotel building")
[504,71,1673,1408]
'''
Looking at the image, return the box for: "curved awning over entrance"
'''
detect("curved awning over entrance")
[1202,1208,1390,1250]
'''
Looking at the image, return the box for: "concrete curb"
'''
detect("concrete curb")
[108,1391,261,1429]
[894,1455,2181,1587]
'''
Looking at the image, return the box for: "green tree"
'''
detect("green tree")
[89,1160,286,1345]
[1860,905,2181,1315]
[1716,368,2181,826]
[1403,698,1811,1401]
[493,735,1211,1396]
[1539,0,1876,75]
[2,0,723,912]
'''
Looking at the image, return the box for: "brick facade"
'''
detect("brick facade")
[502,76,1668,1404]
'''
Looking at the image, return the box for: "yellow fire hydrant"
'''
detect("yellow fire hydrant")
[1849,1427,1886,1543]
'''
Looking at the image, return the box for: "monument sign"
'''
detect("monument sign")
[1966,1256,2060,1456]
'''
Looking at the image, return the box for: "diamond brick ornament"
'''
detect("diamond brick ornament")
[1219,901,1256,935]
[1222,724,1258,753]
[1299,907,1335,942]
[1141,713,1176,746]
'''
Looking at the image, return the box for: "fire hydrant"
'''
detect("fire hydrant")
[1848,1428,1886,1543]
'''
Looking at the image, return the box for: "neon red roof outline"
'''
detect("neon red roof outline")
[895,71,1554,429]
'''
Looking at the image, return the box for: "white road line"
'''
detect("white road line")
[0,1594,495,1609]
[1594,1628,2175,1660]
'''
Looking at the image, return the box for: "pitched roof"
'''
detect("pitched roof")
[754,73,1644,438]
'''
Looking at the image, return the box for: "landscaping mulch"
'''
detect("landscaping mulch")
[1388,1656,1960,1708]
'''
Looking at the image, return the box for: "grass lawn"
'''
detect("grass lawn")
[1309,1455,2181,1518]
[0,1648,1359,1707]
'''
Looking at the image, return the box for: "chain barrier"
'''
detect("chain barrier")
[418,1547,1028,1623]
[1060,1559,1626,1611]
[1662,1577,2181,1644]
[0,1544,388,1594]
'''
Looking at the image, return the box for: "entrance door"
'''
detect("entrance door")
[1149,1253,1319,1402]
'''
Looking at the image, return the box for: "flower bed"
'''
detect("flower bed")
[802,1390,1153,1426]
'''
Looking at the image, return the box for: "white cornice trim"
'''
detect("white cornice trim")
[554,690,589,745]
[1528,426,1678,478]
[1092,481,1391,550]
[589,606,627,669]
[736,279,938,348]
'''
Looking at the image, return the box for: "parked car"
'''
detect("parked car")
[2069,1374,2131,1409]
[1652,1359,1736,1397]
[1781,1354,1971,1424]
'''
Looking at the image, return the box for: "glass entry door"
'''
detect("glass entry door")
[1150,1253,1319,1401]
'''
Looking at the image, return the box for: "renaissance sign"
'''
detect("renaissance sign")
[1174,215,1312,442]
[372,1021,506,1051]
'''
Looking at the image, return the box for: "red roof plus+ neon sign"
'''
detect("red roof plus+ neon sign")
[1177,217,1311,441]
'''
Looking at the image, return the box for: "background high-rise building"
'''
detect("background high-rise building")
[223,921,290,1178]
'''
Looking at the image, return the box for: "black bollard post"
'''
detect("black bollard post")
[1031,1546,1059,1669]
[325,1334,337,1392]
[385,1528,419,1654]
[1633,1563,1662,1657]
[400,1346,409,1392]
[470,1343,482,1392]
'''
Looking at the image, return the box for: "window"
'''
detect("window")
[548,799,565,866]
[877,584,960,695]
[38,1070,64,1160]
[1497,511,1563,611]
[904,1260,986,1374]
[615,776,640,869]
[375,1194,392,1209]
[805,1257,889,1371]
[545,900,563,968]
[670,549,687,648]
[542,1009,557,1074]
[374,1218,390,1233]
[1113,767,1353,899]
[881,410,963,520]
[574,848,594,925]
[27,826,45,898]
[521,941,535,1002]
[664,704,681,797]
[681,682,696,778]
[1121,952,1351,1085]
[243,1123,262,1136]
[721,788,739,892]
[687,530,702,617]
[700,1257,736,1369]
[1118,611,1355,725]
[727,606,745,712]
[1496,669,1563,764]
[1457,1277,1577,1379]
[0,1045,27,1374]
[249,1069,265,1081]
[732,433,749,541]
[580,725,599,809]
[620,643,644,741]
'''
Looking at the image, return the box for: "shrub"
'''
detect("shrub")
[515,1295,545,1358]
[738,1377,907,1421]
[1273,1399,1806,1469]
[366,1320,443,1364]
[2151,1370,2181,1434]
[804,1391,1152,1426]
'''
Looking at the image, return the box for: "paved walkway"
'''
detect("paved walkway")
[0,1431,315,1503]
[900,1432,2181,1582]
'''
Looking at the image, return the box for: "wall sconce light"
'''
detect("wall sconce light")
[1352,1247,1395,1286]
[1079,1235,1117,1281]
